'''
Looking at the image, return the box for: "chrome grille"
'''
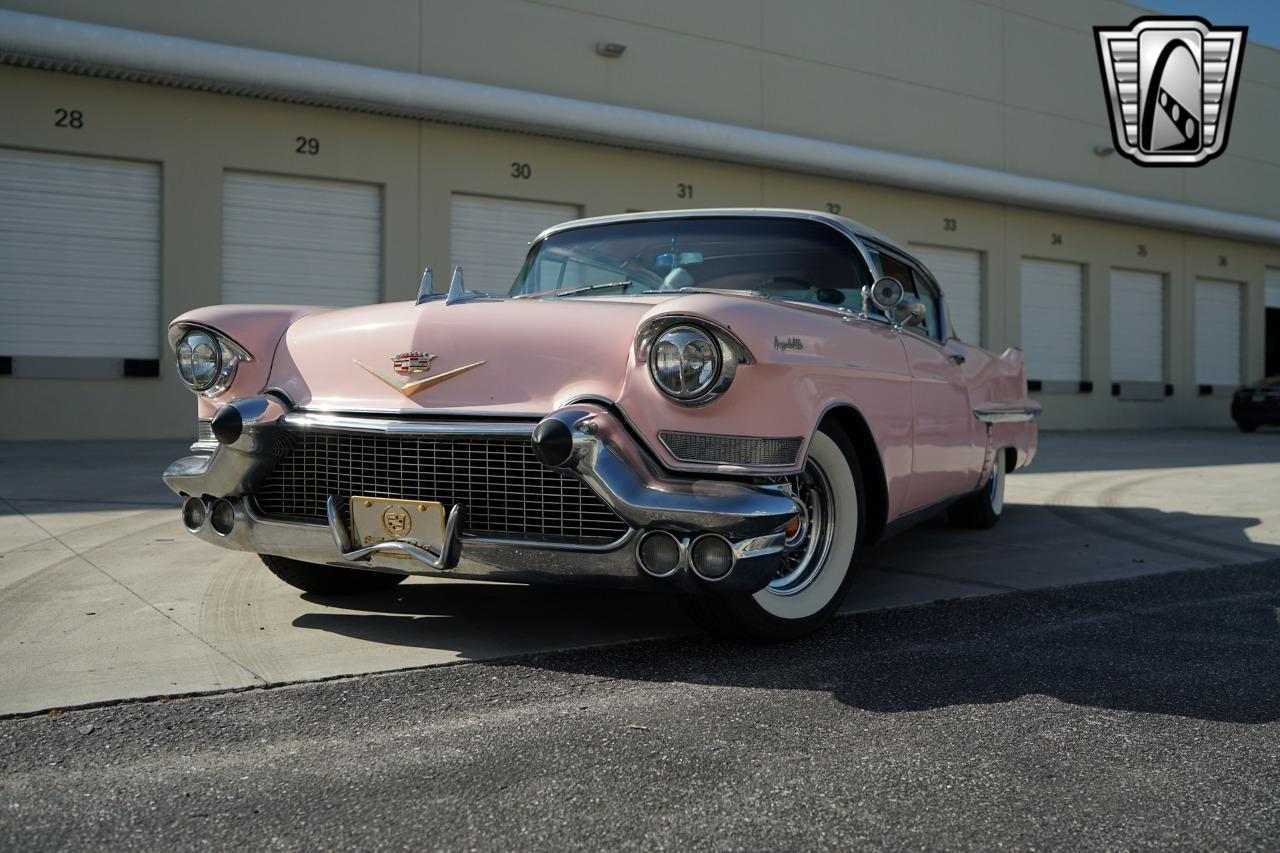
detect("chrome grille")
[659,431,803,467]
[255,429,628,544]
[196,419,214,444]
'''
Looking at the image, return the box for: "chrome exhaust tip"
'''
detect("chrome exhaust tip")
[181,496,208,532]
[209,498,236,536]
[689,533,736,581]
[636,530,682,578]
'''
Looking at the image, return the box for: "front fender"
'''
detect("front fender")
[168,305,332,417]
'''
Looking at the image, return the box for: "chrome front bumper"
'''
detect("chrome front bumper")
[164,398,802,594]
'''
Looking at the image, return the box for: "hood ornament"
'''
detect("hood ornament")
[354,356,485,397]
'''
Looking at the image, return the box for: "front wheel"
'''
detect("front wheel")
[687,427,864,642]
[260,555,407,595]
[1236,420,1259,433]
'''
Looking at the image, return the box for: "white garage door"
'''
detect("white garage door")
[1195,278,1242,387]
[1110,270,1163,382]
[912,245,982,344]
[223,172,381,307]
[1020,259,1083,382]
[450,195,579,295]
[1267,267,1280,309]
[0,148,160,358]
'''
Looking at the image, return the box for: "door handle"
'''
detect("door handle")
[948,352,966,365]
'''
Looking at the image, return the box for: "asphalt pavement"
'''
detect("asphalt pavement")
[2,560,1278,851]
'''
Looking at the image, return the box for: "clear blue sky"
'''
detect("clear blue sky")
[1138,1,1280,49]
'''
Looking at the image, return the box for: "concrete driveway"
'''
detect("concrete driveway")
[2,429,1277,716]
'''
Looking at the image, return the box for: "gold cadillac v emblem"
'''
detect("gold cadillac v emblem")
[380,505,413,537]
[354,354,486,397]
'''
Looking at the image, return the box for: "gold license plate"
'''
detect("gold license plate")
[349,496,446,555]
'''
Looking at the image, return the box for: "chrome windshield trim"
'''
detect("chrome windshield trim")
[281,412,536,436]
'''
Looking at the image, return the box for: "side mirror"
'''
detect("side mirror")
[864,277,904,312]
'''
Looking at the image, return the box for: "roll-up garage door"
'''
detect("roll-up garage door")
[0,148,160,358]
[223,172,381,307]
[911,245,982,345]
[1195,278,1242,387]
[1109,270,1163,383]
[1020,259,1083,382]
[450,195,580,294]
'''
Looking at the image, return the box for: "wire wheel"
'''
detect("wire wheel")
[768,455,836,597]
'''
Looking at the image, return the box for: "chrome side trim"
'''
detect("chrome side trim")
[973,404,1042,424]
[281,412,535,436]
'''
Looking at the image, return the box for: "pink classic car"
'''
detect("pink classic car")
[165,209,1038,640]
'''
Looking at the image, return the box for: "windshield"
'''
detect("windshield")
[507,217,872,306]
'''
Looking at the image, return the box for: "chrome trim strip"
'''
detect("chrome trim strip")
[973,405,1041,424]
[281,412,536,436]
[293,405,544,420]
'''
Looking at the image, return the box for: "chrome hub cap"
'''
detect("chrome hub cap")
[768,457,835,596]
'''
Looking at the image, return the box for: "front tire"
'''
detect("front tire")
[1236,420,1259,433]
[260,554,407,595]
[688,427,863,642]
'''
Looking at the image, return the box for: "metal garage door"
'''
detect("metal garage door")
[1109,270,1163,383]
[1268,268,1280,310]
[450,195,579,294]
[0,148,160,358]
[223,172,381,307]
[1020,259,1083,382]
[1195,278,1242,387]
[912,245,982,344]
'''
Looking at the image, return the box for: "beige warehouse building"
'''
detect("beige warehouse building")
[1,0,1279,440]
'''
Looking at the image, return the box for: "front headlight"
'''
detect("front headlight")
[649,325,722,400]
[170,325,251,396]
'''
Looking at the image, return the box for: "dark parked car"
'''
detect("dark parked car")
[1231,377,1280,432]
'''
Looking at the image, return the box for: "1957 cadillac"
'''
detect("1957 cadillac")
[164,209,1038,640]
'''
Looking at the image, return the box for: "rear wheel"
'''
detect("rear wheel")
[687,427,863,642]
[948,449,1007,530]
[260,554,407,595]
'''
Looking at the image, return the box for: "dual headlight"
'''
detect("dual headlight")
[169,325,250,396]
[643,321,748,405]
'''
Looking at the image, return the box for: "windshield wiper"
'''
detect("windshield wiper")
[513,280,633,299]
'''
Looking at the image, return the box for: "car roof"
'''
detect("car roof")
[533,208,903,253]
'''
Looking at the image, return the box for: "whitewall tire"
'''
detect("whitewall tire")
[688,426,864,641]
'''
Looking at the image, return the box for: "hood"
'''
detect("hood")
[268,297,664,415]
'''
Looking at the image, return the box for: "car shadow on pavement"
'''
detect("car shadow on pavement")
[288,506,1280,724]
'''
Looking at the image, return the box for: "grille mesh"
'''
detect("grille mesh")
[196,420,214,444]
[255,430,628,544]
[659,431,802,466]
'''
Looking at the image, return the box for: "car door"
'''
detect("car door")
[874,249,980,511]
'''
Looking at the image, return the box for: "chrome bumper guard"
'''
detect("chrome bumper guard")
[164,398,801,594]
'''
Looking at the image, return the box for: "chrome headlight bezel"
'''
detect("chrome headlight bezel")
[167,323,254,397]
[637,316,753,406]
